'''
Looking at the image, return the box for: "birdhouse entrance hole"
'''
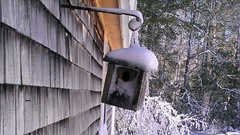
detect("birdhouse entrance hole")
[117,67,138,82]
[121,71,130,81]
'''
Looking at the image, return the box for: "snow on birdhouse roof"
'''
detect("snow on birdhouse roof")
[104,43,158,72]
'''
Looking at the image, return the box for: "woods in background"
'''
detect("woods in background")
[138,0,240,130]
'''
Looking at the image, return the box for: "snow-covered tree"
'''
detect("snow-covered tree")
[115,97,207,135]
[134,0,240,132]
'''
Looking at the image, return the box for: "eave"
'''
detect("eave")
[94,0,123,50]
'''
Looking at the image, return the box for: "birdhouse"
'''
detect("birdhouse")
[101,43,158,111]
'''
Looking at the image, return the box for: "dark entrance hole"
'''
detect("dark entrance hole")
[121,71,131,82]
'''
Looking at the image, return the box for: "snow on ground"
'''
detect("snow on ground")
[104,43,158,72]
[193,131,240,135]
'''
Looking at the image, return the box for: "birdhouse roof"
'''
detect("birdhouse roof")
[104,43,158,72]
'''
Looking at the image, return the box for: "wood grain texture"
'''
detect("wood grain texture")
[0,0,105,133]
[0,26,4,84]
[3,27,21,84]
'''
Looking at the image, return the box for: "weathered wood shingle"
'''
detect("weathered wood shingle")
[0,0,106,134]
[3,27,21,84]
[17,0,30,36]
[0,85,16,135]
[0,0,17,29]
[48,15,58,52]
[20,37,32,85]
[0,26,4,84]
[40,0,60,19]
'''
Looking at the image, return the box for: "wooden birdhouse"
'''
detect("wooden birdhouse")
[101,43,158,111]
[102,63,147,111]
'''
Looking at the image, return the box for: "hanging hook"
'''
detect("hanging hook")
[61,4,144,31]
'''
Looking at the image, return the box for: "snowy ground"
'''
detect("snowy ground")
[114,96,240,135]
[193,131,240,135]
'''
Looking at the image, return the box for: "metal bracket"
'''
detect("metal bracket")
[61,4,143,31]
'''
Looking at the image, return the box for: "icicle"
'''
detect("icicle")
[130,31,140,46]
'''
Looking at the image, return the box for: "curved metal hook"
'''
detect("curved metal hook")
[61,4,143,31]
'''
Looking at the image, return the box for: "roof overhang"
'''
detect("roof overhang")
[94,0,123,50]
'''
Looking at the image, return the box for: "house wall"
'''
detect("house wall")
[0,0,105,134]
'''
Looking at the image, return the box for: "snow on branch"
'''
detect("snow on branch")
[216,82,240,95]
[190,50,221,62]
[115,96,207,135]
[163,12,205,33]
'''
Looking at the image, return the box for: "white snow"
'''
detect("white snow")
[128,18,142,31]
[99,123,108,135]
[104,43,158,72]
[115,96,208,135]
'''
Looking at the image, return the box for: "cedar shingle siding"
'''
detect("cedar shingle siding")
[0,0,105,134]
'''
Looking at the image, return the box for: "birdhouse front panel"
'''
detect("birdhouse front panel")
[102,63,147,111]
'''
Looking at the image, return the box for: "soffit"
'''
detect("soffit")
[94,0,123,50]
